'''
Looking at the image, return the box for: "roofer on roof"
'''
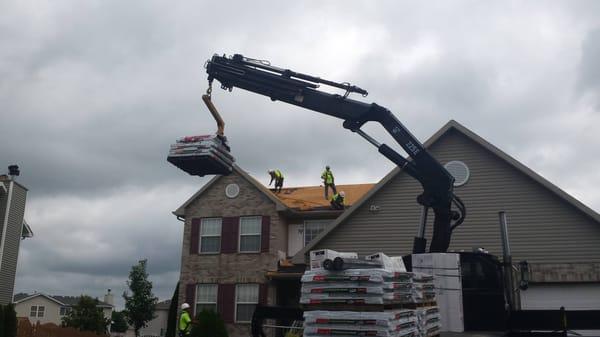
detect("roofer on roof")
[321,166,337,199]
[268,169,284,193]
[330,191,345,210]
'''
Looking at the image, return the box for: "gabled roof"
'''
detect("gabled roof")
[13,293,113,307]
[275,184,375,211]
[156,299,171,310]
[173,165,288,217]
[294,120,600,261]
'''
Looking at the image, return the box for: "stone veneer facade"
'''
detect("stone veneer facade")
[178,171,286,337]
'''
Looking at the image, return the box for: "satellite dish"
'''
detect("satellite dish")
[444,161,470,187]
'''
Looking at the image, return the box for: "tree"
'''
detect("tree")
[165,283,179,337]
[111,311,129,333]
[61,295,110,334]
[123,259,158,336]
[190,310,228,337]
[3,303,17,337]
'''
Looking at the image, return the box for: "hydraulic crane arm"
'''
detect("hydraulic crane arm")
[205,54,465,253]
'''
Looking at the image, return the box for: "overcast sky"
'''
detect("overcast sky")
[2,1,600,309]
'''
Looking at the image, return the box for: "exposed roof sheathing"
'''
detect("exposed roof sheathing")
[274,184,375,211]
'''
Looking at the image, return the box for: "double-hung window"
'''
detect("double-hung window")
[235,284,259,323]
[59,306,71,316]
[30,305,45,318]
[239,216,261,252]
[200,218,222,253]
[304,220,329,246]
[195,284,218,313]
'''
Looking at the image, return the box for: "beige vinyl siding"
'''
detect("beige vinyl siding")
[0,182,27,304]
[316,129,600,264]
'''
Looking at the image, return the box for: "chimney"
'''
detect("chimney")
[104,289,114,306]
[8,165,20,181]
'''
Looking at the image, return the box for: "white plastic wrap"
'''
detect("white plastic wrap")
[302,270,413,284]
[302,284,385,294]
[303,310,415,327]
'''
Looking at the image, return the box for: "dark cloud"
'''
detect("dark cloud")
[2,1,600,309]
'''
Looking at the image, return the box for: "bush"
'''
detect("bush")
[0,304,5,337]
[3,303,17,337]
[190,310,228,337]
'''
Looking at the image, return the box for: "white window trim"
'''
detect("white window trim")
[195,284,218,314]
[199,218,222,254]
[235,284,259,323]
[238,216,261,253]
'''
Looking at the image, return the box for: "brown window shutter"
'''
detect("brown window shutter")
[261,216,270,253]
[259,283,268,305]
[190,219,200,255]
[186,284,196,316]
[217,284,235,323]
[221,217,239,253]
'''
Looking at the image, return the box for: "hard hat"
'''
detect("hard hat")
[339,191,345,197]
[181,303,190,310]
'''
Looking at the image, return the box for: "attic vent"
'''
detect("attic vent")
[444,161,470,187]
[225,183,240,198]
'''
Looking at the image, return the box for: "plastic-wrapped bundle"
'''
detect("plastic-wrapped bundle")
[167,134,234,176]
[304,325,417,337]
[303,310,415,327]
[302,284,385,295]
[300,293,386,305]
[302,270,413,284]
[415,307,440,337]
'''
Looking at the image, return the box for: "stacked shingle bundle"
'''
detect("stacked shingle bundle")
[301,252,426,337]
[411,273,436,303]
[300,268,414,305]
[303,310,417,337]
[415,307,441,337]
[167,135,234,176]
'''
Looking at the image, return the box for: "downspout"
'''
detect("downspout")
[0,181,14,272]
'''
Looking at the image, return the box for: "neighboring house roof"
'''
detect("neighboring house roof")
[294,119,600,260]
[173,165,375,216]
[156,299,171,310]
[13,293,113,308]
[275,184,375,211]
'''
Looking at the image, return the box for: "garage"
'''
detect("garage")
[521,283,600,310]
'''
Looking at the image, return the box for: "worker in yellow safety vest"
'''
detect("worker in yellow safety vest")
[268,169,284,193]
[321,166,337,199]
[330,191,345,210]
[179,303,193,336]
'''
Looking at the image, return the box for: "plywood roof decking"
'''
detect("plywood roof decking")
[273,184,375,211]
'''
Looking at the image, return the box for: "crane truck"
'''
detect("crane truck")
[169,54,600,336]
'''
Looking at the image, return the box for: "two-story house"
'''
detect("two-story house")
[13,291,114,326]
[1,167,33,305]
[174,166,373,337]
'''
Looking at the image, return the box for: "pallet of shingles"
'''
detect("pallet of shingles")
[167,134,234,176]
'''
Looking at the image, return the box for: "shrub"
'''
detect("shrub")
[190,310,228,337]
[3,303,17,337]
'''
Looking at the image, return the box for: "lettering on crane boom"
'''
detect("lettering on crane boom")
[406,141,420,155]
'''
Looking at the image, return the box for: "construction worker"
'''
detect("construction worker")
[179,303,193,336]
[330,191,345,210]
[268,169,284,193]
[321,166,337,199]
